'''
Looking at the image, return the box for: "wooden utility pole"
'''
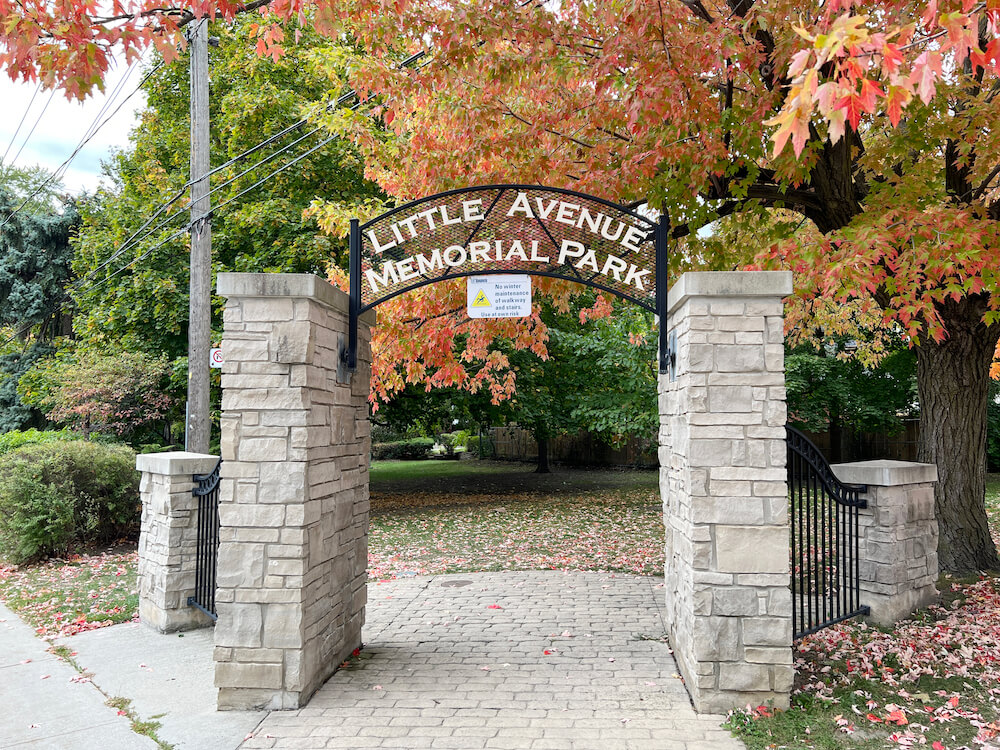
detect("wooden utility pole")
[186,17,211,453]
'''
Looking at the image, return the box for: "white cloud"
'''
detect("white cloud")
[0,56,147,194]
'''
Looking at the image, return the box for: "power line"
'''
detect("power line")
[2,48,434,346]
[78,59,141,147]
[7,88,56,168]
[0,58,160,231]
[81,125,330,280]
[68,204,190,290]
[210,133,338,216]
[2,82,42,166]
[199,49,427,185]
[78,224,192,298]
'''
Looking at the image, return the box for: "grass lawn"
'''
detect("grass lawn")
[727,575,1000,749]
[368,460,662,579]
[370,458,525,483]
[0,547,138,638]
[370,458,658,497]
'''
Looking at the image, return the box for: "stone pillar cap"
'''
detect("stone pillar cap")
[136,451,220,475]
[831,459,938,487]
[666,271,793,316]
[216,272,375,324]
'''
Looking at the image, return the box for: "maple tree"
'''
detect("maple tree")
[18,349,173,439]
[314,0,1000,574]
[5,0,1000,570]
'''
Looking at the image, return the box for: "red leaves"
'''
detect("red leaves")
[767,7,996,155]
[752,705,773,719]
[486,604,503,610]
[793,577,1000,749]
[885,706,909,726]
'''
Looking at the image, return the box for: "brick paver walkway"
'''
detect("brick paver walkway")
[240,571,744,750]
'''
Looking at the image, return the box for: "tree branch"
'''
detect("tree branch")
[974,165,1000,200]
[677,0,715,24]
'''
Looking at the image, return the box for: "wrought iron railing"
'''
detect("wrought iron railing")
[786,427,870,639]
[188,459,221,620]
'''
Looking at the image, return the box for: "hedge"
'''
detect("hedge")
[371,437,435,461]
[0,441,139,563]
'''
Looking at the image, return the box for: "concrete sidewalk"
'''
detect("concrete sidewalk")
[0,601,156,749]
[63,622,267,750]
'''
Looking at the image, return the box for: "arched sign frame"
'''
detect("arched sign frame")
[342,184,672,374]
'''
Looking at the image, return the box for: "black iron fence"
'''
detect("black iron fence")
[787,427,870,639]
[188,459,221,620]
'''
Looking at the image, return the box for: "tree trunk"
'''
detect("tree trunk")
[915,296,1000,573]
[830,411,843,463]
[535,433,550,474]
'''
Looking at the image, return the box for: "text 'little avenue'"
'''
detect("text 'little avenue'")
[364,238,652,295]
[365,191,651,257]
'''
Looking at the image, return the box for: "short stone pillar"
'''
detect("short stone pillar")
[659,270,794,713]
[214,273,373,711]
[831,460,939,625]
[137,451,220,633]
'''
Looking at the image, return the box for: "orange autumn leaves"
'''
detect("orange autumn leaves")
[765,5,998,157]
[326,266,613,408]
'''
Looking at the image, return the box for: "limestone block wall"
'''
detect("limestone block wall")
[214,273,373,711]
[659,271,794,713]
[137,451,220,633]
[831,460,939,625]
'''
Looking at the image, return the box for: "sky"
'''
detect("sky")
[0,56,147,195]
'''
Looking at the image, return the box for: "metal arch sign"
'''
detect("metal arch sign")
[343,184,669,372]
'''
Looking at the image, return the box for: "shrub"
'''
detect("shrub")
[19,350,173,439]
[0,428,78,455]
[0,441,140,563]
[465,434,494,458]
[371,437,435,461]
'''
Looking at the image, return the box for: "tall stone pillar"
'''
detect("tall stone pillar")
[214,273,373,710]
[659,271,794,713]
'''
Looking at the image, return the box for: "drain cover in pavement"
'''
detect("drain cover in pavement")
[440,580,473,587]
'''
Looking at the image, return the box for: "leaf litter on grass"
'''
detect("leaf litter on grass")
[0,548,139,638]
[368,487,664,581]
[728,576,1000,750]
[1,484,664,637]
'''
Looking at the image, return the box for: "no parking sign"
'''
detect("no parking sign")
[210,348,223,368]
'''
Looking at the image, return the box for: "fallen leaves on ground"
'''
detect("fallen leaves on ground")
[367,488,664,581]
[729,576,1000,749]
[0,549,139,638]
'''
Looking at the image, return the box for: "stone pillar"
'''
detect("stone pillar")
[214,273,373,711]
[659,271,794,713]
[137,451,220,633]
[830,460,939,625]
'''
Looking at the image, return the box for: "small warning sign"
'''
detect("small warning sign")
[467,275,531,319]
